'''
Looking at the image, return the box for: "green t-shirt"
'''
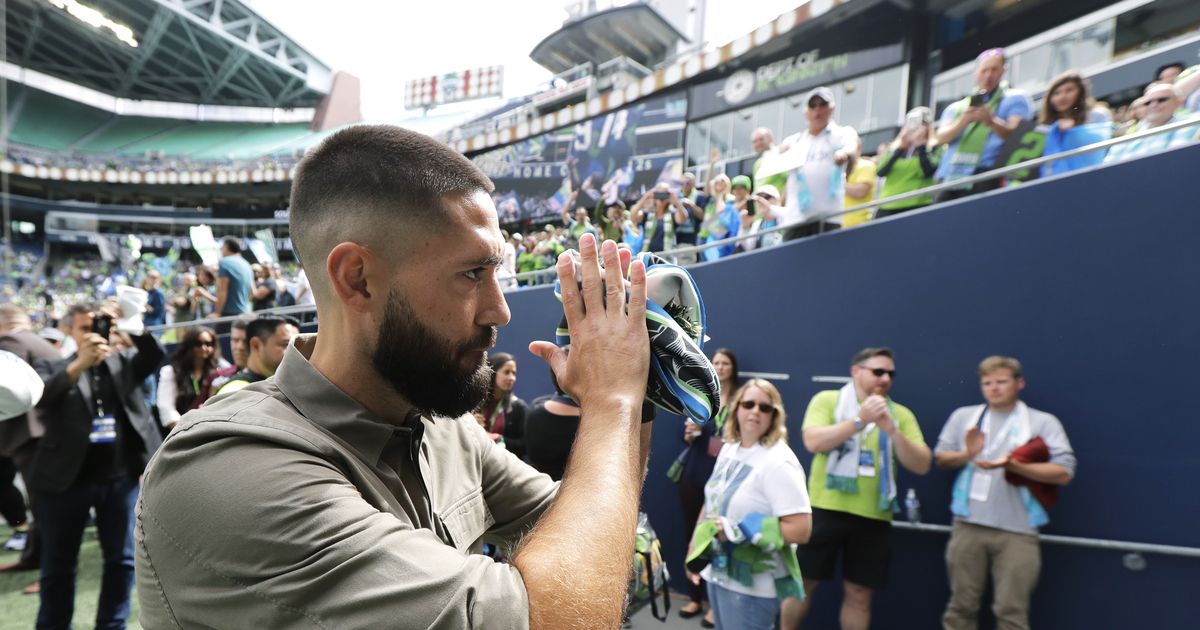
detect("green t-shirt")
[879,146,942,210]
[752,155,788,196]
[802,389,926,521]
[516,251,547,274]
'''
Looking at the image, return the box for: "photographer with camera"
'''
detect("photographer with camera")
[632,183,690,255]
[934,48,1033,202]
[30,301,165,630]
[876,107,942,218]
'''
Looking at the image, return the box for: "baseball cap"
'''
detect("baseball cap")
[754,184,781,201]
[730,175,752,190]
[806,86,835,106]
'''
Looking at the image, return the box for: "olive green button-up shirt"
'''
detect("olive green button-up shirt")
[135,336,558,629]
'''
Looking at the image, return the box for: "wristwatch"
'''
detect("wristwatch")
[852,417,864,431]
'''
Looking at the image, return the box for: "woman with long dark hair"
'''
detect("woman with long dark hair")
[155,327,225,431]
[1040,71,1110,176]
[674,347,740,626]
[481,352,528,461]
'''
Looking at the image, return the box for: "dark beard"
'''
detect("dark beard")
[372,289,496,418]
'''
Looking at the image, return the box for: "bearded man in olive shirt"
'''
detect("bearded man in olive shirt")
[135,125,654,629]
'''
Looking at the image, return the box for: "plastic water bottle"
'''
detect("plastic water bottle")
[905,488,921,523]
[711,538,728,570]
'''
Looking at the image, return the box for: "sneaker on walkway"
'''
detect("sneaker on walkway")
[3,531,27,552]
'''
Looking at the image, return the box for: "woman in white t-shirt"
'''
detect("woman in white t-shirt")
[685,379,812,629]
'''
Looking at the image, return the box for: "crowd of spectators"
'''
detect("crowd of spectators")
[3,143,298,178]
[498,53,1200,285]
[1,237,315,343]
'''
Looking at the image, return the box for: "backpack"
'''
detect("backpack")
[628,512,671,621]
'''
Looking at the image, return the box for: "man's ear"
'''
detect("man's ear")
[327,242,374,310]
[249,336,263,354]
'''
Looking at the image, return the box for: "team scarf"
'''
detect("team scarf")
[824,381,898,514]
[640,209,676,254]
[686,514,805,603]
[942,82,1008,182]
[554,251,721,424]
[949,402,1050,528]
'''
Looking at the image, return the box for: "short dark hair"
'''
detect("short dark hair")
[246,315,300,344]
[1156,62,1186,80]
[222,236,242,254]
[288,125,494,289]
[232,314,255,332]
[66,302,99,321]
[851,347,893,366]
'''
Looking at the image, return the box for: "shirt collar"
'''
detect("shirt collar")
[273,334,400,467]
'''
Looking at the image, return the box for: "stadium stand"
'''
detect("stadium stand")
[3,0,1200,627]
[5,85,113,151]
[74,116,187,154]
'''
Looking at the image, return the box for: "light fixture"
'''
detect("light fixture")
[46,0,139,48]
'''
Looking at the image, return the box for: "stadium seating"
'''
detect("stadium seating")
[190,123,312,160]
[76,116,187,154]
[2,83,319,163]
[6,84,112,150]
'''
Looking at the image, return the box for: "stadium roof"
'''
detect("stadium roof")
[4,0,334,108]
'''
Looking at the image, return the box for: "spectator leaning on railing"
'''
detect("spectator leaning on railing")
[1039,71,1112,177]
[876,107,941,218]
[934,48,1033,202]
[776,86,860,240]
[840,142,877,228]
[1104,82,1200,164]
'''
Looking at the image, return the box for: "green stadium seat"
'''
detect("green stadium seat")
[6,85,112,150]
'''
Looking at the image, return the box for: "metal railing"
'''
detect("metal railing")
[892,521,1200,561]
[141,116,1199,334]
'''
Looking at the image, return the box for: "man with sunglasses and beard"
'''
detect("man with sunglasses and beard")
[783,347,931,630]
[135,125,655,630]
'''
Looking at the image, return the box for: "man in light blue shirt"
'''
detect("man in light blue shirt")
[211,237,254,327]
[934,48,1033,202]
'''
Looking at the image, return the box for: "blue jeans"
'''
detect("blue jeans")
[708,581,779,630]
[37,476,139,630]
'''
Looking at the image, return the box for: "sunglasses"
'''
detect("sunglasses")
[860,366,896,378]
[197,340,216,347]
[1145,96,1173,105]
[739,400,777,414]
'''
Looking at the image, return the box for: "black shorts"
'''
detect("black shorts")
[795,507,892,589]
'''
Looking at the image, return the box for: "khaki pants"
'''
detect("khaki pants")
[943,520,1041,630]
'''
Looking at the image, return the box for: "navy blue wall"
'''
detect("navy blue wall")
[495,143,1200,629]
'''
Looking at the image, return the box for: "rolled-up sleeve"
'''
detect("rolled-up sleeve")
[138,431,533,630]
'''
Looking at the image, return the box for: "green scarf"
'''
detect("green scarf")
[686,517,805,603]
[641,209,675,253]
[945,83,1007,181]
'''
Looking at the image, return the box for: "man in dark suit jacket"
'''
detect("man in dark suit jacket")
[32,302,164,630]
[0,304,62,576]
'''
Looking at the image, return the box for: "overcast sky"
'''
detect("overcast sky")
[247,0,803,123]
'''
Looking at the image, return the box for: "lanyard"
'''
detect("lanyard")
[90,368,107,417]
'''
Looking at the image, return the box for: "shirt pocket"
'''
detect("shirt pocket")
[438,488,494,553]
